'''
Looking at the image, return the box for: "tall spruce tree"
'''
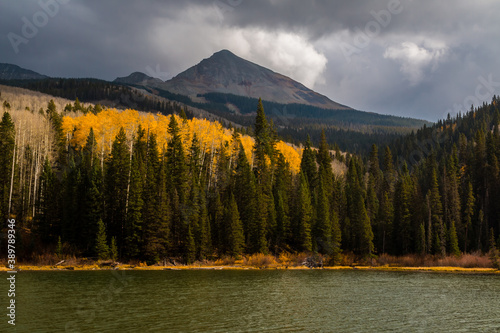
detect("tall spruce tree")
[393,166,412,254]
[36,159,60,243]
[234,143,258,251]
[449,220,460,257]
[429,166,445,256]
[124,154,143,258]
[142,133,170,263]
[105,127,130,248]
[315,175,332,254]
[300,135,317,194]
[166,115,188,256]
[252,99,275,253]
[346,158,374,257]
[297,172,313,252]
[0,112,15,219]
[273,153,291,250]
[95,219,109,260]
[225,193,245,257]
[79,129,104,254]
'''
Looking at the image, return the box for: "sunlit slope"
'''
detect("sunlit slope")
[62,109,302,173]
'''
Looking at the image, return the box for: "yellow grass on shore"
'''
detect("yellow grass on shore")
[1,264,499,274]
[1,252,498,274]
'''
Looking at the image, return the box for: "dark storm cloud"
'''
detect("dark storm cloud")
[0,0,182,79]
[1,0,499,121]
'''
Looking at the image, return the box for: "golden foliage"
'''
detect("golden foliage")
[243,253,278,268]
[275,141,302,174]
[62,108,302,173]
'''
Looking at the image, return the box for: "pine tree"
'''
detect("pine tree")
[110,237,118,261]
[215,142,230,195]
[393,167,412,254]
[166,115,187,198]
[300,135,317,193]
[368,144,382,194]
[317,129,333,199]
[315,129,342,260]
[315,175,332,254]
[252,100,275,252]
[124,154,143,258]
[489,228,500,269]
[95,219,109,260]
[225,193,245,257]
[366,183,379,230]
[377,191,393,254]
[330,208,342,265]
[417,223,426,255]
[197,179,211,259]
[189,133,202,179]
[445,150,461,253]
[184,223,196,264]
[56,236,63,258]
[36,159,60,243]
[382,146,396,194]
[254,98,273,165]
[253,189,269,253]
[346,157,374,257]
[142,133,170,263]
[80,128,104,252]
[105,127,130,247]
[187,173,202,262]
[297,172,313,252]
[166,115,188,255]
[234,143,258,251]
[61,156,80,247]
[463,181,475,253]
[273,153,291,250]
[449,221,460,257]
[79,129,104,253]
[274,191,289,251]
[211,191,225,254]
[0,112,15,219]
[360,200,375,259]
[429,167,445,256]
[179,108,188,120]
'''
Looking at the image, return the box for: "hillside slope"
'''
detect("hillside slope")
[0,63,48,80]
[159,49,349,110]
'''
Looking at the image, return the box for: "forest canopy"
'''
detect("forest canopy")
[0,91,499,267]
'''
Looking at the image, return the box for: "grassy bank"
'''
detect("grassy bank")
[1,264,498,274]
[1,252,499,274]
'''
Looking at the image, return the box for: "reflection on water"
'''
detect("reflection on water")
[4,270,500,332]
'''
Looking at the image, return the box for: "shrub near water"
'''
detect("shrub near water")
[243,254,278,268]
[376,252,492,268]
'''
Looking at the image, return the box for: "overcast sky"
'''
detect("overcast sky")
[1,0,500,121]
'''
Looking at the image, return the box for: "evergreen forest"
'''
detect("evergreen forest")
[1,93,500,266]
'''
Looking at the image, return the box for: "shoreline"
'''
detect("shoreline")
[1,264,498,274]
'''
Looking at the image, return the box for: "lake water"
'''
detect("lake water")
[3,269,500,332]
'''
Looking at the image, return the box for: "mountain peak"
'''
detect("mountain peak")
[213,49,234,56]
[161,50,349,110]
[0,63,48,80]
[114,71,164,86]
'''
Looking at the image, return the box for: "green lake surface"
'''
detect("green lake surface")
[2,270,500,332]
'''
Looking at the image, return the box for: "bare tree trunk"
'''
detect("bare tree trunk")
[208,140,215,189]
[125,139,133,215]
[8,134,17,216]
[426,194,432,254]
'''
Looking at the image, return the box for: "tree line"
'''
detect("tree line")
[0,97,499,264]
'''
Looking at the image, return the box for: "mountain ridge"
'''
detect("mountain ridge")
[158,49,350,110]
[114,71,164,86]
[0,55,430,137]
[0,63,48,80]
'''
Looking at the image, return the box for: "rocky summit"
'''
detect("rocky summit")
[160,49,350,110]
